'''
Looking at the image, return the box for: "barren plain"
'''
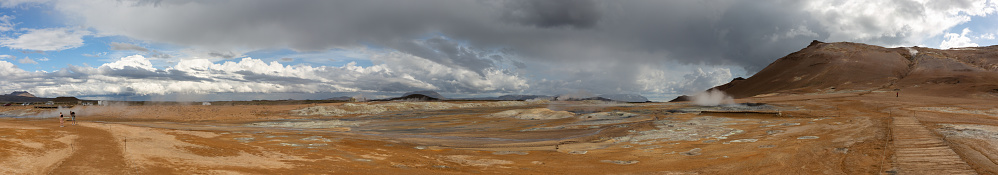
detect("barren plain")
[2,91,996,174]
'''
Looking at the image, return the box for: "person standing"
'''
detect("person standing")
[70,111,77,125]
[59,112,64,127]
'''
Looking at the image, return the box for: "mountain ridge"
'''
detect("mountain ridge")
[707,40,998,99]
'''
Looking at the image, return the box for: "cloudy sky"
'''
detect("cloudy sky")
[1,0,997,101]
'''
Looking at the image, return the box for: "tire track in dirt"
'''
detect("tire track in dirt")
[49,123,128,174]
[891,116,977,174]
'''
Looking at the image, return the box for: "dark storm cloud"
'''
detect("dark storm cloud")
[390,37,497,75]
[233,70,317,84]
[501,0,601,29]
[714,0,828,71]
[207,51,241,59]
[56,0,977,96]
[108,42,150,52]
[99,66,213,82]
[63,0,821,72]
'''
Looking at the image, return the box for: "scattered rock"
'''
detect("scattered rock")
[600,160,639,165]
[569,150,588,154]
[766,130,784,135]
[531,161,545,165]
[680,148,702,156]
[834,147,849,154]
[414,146,428,150]
[638,145,662,150]
[758,145,776,148]
[780,123,801,126]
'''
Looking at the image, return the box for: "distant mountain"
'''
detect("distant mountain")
[0,91,49,102]
[496,95,552,101]
[8,91,35,98]
[389,94,441,101]
[555,96,614,102]
[402,91,445,100]
[324,96,354,101]
[668,95,691,102]
[598,94,649,102]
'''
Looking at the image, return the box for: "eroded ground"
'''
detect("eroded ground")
[1,92,996,174]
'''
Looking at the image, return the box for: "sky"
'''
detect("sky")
[1,0,998,101]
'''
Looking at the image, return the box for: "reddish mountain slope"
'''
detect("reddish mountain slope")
[713,40,998,99]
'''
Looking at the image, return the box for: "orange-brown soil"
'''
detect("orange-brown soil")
[2,91,995,174]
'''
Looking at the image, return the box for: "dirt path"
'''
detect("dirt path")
[49,123,128,174]
[891,116,977,174]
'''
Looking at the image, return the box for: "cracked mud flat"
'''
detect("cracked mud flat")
[1,92,996,174]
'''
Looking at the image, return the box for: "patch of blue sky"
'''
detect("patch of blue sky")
[923,15,998,48]
[0,4,65,30]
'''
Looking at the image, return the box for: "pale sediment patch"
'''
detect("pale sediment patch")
[484,108,575,120]
[624,116,747,145]
[937,124,998,172]
[248,120,365,129]
[294,101,548,116]
[911,107,998,117]
[441,155,513,167]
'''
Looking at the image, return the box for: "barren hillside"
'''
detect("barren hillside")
[714,40,998,99]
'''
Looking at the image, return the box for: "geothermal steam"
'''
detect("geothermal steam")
[692,89,735,106]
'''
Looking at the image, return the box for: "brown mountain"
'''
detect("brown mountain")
[711,40,998,99]
[8,91,35,98]
[0,91,48,102]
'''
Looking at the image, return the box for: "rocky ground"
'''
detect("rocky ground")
[0,91,996,174]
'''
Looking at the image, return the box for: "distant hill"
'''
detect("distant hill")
[496,95,552,101]
[324,96,354,101]
[389,94,441,101]
[9,91,35,98]
[707,40,998,99]
[0,91,49,102]
[598,94,649,102]
[402,91,445,100]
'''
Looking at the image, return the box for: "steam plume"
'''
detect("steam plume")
[692,89,735,106]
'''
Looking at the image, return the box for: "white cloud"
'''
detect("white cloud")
[0,28,91,51]
[978,33,995,40]
[804,0,998,46]
[17,57,37,64]
[769,25,820,42]
[0,50,529,97]
[102,55,156,71]
[940,28,979,49]
[0,60,28,76]
[0,55,13,59]
[0,14,14,32]
[37,57,49,61]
